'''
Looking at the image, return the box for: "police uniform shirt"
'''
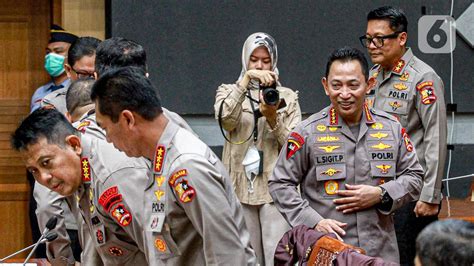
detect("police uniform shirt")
[269,105,423,263]
[30,79,71,113]
[142,120,256,265]
[367,48,447,204]
[68,135,148,265]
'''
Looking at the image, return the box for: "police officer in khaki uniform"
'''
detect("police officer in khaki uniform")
[92,67,256,265]
[360,6,447,265]
[11,109,148,265]
[269,47,423,264]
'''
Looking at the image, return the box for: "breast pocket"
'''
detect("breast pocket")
[99,238,141,264]
[315,163,346,199]
[146,223,181,260]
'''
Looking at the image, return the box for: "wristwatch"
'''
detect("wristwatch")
[379,186,391,205]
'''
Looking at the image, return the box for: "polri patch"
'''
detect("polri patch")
[417,81,437,105]
[174,179,196,203]
[286,132,305,159]
[99,186,123,212]
[111,204,132,227]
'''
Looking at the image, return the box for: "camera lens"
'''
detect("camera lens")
[260,83,279,106]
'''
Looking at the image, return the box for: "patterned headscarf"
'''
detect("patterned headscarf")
[237,32,280,87]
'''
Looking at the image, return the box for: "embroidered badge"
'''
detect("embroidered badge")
[96,228,104,244]
[376,164,392,174]
[393,83,408,91]
[321,168,341,177]
[109,247,123,256]
[392,59,405,74]
[363,103,373,122]
[416,81,437,105]
[400,72,409,81]
[328,126,339,132]
[318,145,340,153]
[370,132,388,140]
[77,120,90,133]
[154,190,165,201]
[174,179,196,203]
[150,215,160,230]
[389,101,402,111]
[98,186,123,212]
[371,142,392,150]
[379,179,386,185]
[89,187,95,213]
[324,180,339,195]
[111,204,132,227]
[317,135,340,142]
[154,145,166,173]
[168,169,188,186]
[316,124,326,132]
[81,158,91,182]
[371,122,384,130]
[155,176,165,187]
[329,107,338,125]
[286,132,305,159]
[401,128,414,152]
[154,237,167,252]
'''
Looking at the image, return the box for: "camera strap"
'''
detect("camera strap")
[218,89,259,145]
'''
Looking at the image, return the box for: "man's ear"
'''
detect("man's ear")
[366,76,376,94]
[321,77,330,96]
[121,110,136,129]
[65,135,82,155]
[399,32,408,47]
[65,64,73,79]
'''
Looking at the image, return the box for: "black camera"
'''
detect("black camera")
[260,83,279,106]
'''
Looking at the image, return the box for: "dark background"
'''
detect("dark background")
[108,0,473,114]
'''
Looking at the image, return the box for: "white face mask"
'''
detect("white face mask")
[242,145,261,193]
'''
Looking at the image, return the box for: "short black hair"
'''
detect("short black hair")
[11,109,79,151]
[67,36,101,67]
[325,47,369,80]
[95,37,147,77]
[367,6,408,33]
[416,219,474,266]
[91,66,162,123]
[66,79,95,116]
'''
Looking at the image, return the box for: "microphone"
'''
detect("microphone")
[23,216,58,264]
[0,231,58,262]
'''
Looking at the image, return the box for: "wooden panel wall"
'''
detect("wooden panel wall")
[0,0,50,258]
[62,0,105,40]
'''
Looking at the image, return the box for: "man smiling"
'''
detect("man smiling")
[269,47,423,263]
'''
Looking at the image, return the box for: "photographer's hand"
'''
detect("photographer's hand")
[259,91,279,128]
[238,70,278,88]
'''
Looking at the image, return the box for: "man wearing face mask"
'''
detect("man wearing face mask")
[214,32,301,265]
[30,25,77,112]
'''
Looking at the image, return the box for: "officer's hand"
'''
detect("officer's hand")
[259,91,280,128]
[334,184,382,214]
[315,219,347,241]
[414,201,439,217]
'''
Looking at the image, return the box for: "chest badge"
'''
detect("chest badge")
[324,180,339,195]
[321,168,341,177]
[370,132,388,140]
[371,142,392,150]
[318,145,340,153]
[371,122,384,130]
[389,101,402,111]
[393,83,408,91]
[400,72,409,81]
[376,164,392,174]
[316,124,327,132]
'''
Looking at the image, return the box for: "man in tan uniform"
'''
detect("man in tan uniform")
[12,109,148,265]
[92,66,256,265]
[269,47,423,263]
[361,6,447,264]
[215,32,301,265]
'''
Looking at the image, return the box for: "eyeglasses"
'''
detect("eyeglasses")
[359,31,402,48]
[71,68,95,80]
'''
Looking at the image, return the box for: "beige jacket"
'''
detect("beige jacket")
[215,83,301,204]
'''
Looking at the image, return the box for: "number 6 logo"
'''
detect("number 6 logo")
[418,15,456,53]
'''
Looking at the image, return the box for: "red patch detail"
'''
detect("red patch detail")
[286,132,305,160]
[154,145,166,173]
[329,107,338,125]
[111,204,132,227]
[392,59,405,74]
[108,246,123,256]
[364,103,373,122]
[416,81,437,105]
[401,128,413,152]
[77,120,90,133]
[174,179,196,203]
[81,158,91,182]
[96,229,104,244]
[98,186,123,212]
[168,169,188,186]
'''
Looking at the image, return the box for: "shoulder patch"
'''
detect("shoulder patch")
[416,81,437,105]
[173,179,196,203]
[168,169,188,186]
[287,132,305,160]
[111,204,132,227]
[98,186,123,212]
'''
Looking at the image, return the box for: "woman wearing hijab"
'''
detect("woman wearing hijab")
[214,32,302,265]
